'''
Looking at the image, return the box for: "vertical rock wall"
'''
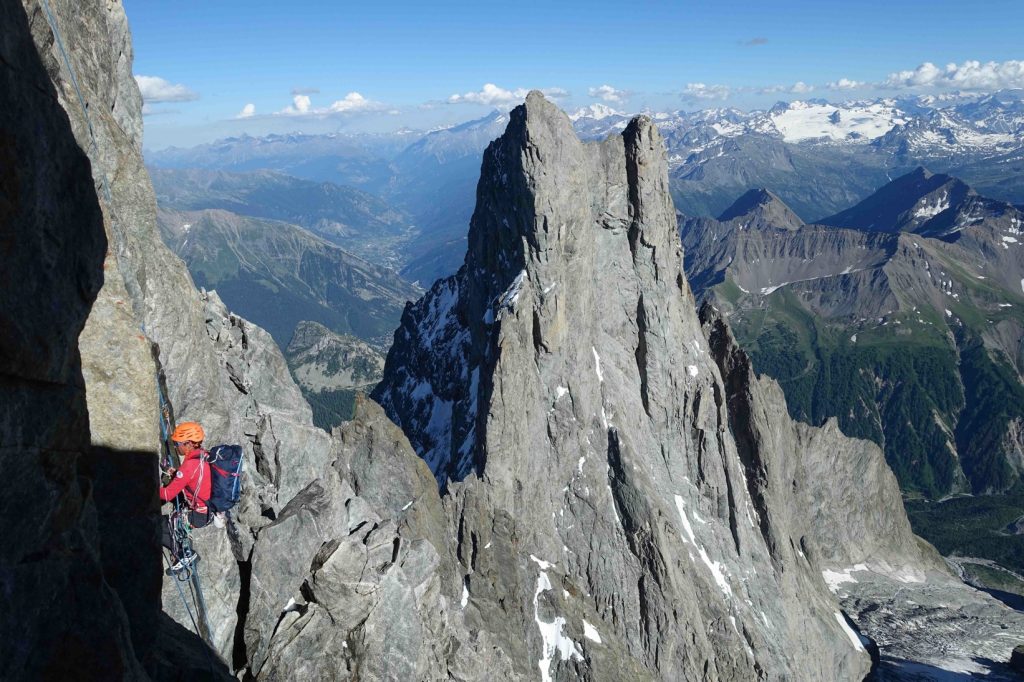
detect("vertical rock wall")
[0,1,148,678]
[4,0,339,675]
[374,93,945,680]
[6,3,460,679]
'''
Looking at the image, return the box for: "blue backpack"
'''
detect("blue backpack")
[207,444,244,513]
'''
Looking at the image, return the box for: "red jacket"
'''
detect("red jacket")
[160,447,211,513]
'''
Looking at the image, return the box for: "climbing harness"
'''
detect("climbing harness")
[155,360,214,647]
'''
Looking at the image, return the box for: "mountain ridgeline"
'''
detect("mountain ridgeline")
[681,169,1024,498]
[149,91,1024,285]
[151,168,414,269]
[369,92,1020,678]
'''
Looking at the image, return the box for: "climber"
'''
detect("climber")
[160,421,212,571]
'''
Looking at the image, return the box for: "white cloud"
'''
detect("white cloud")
[757,81,814,95]
[588,84,629,103]
[682,83,732,101]
[291,86,320,95]
[135,75,198,103]
[276,91,385,116]
[827,78,866,90]
[237,103,256,119]
[447,83,568,105]
[328,92,375,113]
[883,59,1024,90]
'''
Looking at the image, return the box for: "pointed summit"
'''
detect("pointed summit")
[569,102,624,121]
[717,188,805,230]
[821,167,973,233]
[372,94,944,680]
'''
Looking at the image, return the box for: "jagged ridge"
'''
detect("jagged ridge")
[374,92,949,679]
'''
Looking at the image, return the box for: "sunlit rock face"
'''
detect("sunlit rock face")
[374,92,954,679]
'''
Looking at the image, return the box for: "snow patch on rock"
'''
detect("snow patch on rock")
[531,560,582,682]
[675,494,733,598]
[834,612,866,652]
[821,564,868,592]
[582,619,602,643]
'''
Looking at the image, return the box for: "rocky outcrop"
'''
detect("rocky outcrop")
[7,1,445,678]
[242,397,459,680]
[1,1,162,678]
[701,306,944,574]
[372,92,953,679]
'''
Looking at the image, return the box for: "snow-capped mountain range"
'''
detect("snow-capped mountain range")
[147,90,1024,283]
[572,90,1024,155]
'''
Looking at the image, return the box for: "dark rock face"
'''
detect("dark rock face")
[1011,645,1024,673]
[6,2,453,679]
[373,92,950,679]
[1,0,152,678]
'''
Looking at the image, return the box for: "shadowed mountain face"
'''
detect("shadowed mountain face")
[717,188,805,228]
[682,170,1024,498]
[157,207,417,347]
[821,167,978,237]
[0,2,151,677]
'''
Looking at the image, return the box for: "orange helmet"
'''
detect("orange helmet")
[171,421,205,444]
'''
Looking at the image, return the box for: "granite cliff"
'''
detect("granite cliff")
[373,92,1005,679]
[3,1,456,679]
[6,1,1023,679]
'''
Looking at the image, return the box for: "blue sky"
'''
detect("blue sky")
[126,0,1024,149]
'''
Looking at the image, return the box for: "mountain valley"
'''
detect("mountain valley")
[157,206,417,347]
[284,321,385,429]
